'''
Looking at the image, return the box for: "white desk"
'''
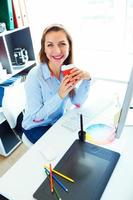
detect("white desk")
[0,80,133,200]
[0,115,133,200]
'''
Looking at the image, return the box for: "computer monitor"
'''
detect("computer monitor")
[115,66,133,138]
[84,67,133,145]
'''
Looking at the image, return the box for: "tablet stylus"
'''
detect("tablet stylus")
[78,114,86,142]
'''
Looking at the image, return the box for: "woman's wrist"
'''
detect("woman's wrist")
[83,71,91,81]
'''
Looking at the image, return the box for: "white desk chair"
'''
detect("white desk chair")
[2,83,32,149]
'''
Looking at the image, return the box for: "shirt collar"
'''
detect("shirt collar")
[40,63,63,80]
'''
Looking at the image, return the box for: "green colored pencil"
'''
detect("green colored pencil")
[54,185,62,200]
[45,168,62,200]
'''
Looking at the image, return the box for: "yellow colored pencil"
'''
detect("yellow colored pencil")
[52,169,75,183]
[44,165,75,183]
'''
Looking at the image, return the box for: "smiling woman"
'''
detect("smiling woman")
[22,24,91,144]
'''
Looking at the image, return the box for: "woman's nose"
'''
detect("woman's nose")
[53,45,61,54]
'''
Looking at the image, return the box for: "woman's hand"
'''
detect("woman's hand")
[58,75,77,99]
[58,67,91,99]
[69,67,91,82]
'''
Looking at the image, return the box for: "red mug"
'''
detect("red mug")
[61,64,74,76]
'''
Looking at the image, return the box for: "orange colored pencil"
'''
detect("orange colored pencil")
[49,164,54,193]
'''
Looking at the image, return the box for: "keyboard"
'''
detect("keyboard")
[61,98,114,132]
[61,79,126,132]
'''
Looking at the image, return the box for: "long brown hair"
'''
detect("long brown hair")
[39,24,75,97]
[39,24,73,65]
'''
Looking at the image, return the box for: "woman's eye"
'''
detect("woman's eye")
[59,43,67,47]
[47,44,53,47]
[61,43,66,46]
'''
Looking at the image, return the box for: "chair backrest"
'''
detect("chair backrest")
[2,82,26,130]
[2,82,33,147]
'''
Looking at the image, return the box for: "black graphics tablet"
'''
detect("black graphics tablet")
[0,194,9,200]
[33,140,120,200]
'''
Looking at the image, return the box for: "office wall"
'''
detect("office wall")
[27,0,133,81]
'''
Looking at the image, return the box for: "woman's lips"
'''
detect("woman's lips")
[52,55,64,60]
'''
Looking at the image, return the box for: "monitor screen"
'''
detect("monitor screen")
[115,66,133,138]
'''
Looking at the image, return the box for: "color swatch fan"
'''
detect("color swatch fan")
[86,123,115,145]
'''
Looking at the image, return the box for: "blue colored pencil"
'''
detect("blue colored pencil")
[45,168,68,192]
